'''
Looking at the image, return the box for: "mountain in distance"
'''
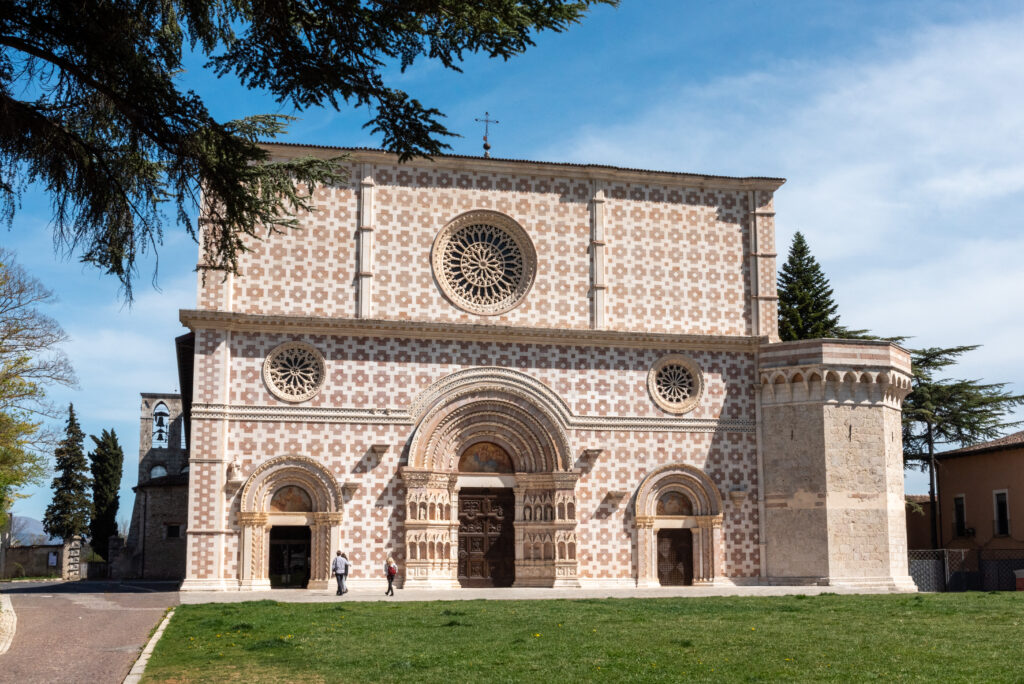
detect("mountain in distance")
[5,516,60,546]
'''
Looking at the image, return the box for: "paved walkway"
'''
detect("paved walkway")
[0,581,179,684]
[179,582,908,604]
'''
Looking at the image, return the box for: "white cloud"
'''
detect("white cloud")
[553,10,1024,493]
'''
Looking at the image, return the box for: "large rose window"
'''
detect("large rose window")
[432,211,536,315]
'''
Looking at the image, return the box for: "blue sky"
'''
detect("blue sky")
[6,0,1024,524]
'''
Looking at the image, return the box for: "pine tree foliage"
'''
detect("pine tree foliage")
[776,232,845,340]
[88,428,123,561]
[0,0,613,297]
[42,403,91,541]
[902,345,1024,547]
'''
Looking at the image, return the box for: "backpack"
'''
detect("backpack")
[387,563,397,577]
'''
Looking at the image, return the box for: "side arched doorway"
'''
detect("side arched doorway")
[634,463,724,587]
[237,456,344,590]
[401,369,579,589]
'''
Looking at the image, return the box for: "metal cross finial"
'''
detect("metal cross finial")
[475,112,499,158]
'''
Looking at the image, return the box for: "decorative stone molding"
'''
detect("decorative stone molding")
[262,144,787,192]
[237,512,268,526]
[759,366,912,409]
[409,384,571,473]
[180,308,764,353]
[262,341,325,403]
[431,210,537,315]
[370,444,390,455]
[190,400,754,434]
[239,454,343,514]
[648,354,704,415]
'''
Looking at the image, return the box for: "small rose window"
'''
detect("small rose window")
[648,354,704,414]
[263,341,326,402]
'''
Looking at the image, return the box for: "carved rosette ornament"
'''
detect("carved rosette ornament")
[432,211,537,315]
[263,341,326,402]
[648,354,704,414]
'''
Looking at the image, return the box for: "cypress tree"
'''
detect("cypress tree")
[777,231,844,341]
[43,404,92,541]
[88,429,123,561]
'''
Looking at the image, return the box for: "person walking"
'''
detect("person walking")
[332,551,351,595]
[384,556,398,596]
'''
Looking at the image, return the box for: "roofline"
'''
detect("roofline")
[937,441,1024,460]
[259,143,787,192]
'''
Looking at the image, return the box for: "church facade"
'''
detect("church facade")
[171,146,914,591]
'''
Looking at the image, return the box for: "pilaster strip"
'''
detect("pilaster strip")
[747,191,761,337]
[357,165,375,318]
[590,186,607,329]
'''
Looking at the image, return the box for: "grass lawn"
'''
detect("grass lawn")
[143,593,1024,682]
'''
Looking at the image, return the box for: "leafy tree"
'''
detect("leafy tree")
[88,428,123,561]
[0,0,613,296]
[0,248,76,513]
[777,231,867,340]
[42,404,91,541]
[902,345,1024,548]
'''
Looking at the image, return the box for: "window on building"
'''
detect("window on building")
[994,491,1010,536]
[152,402,170,448]
[953,495,967,537]
[165,524,181,539]
[180,464,190,475]
[150,464,167,479]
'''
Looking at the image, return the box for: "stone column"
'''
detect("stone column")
[238,512,269,591]
[310,512,343,590]
[635,516,657,587]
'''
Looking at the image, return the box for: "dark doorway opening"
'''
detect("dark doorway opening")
[269,525,311,588]
[657,528,693,586]
[458,488,515,587]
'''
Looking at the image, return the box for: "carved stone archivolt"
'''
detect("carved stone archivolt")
[431,210,537,315]
[634,463,723,586]
[236,455,344,590]
[400,376,579,588]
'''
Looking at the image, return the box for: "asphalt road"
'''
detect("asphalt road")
[0,581,178,683]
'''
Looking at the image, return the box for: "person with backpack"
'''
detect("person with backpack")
[384,556,398,596]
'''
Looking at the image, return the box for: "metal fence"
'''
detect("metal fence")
[909,548,1024,592]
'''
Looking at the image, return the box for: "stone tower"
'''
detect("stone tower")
[758,340,916,589]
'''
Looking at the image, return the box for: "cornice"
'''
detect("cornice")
[179,309,765,353]
[190,403,755,434]
[261,144,787,192]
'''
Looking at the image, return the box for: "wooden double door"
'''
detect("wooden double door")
[657,528,694,586]
[458,488,515,587]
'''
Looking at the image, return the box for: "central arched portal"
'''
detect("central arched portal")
[401,372,579,589]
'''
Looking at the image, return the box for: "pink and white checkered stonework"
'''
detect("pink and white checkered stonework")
[169,146,915,591]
